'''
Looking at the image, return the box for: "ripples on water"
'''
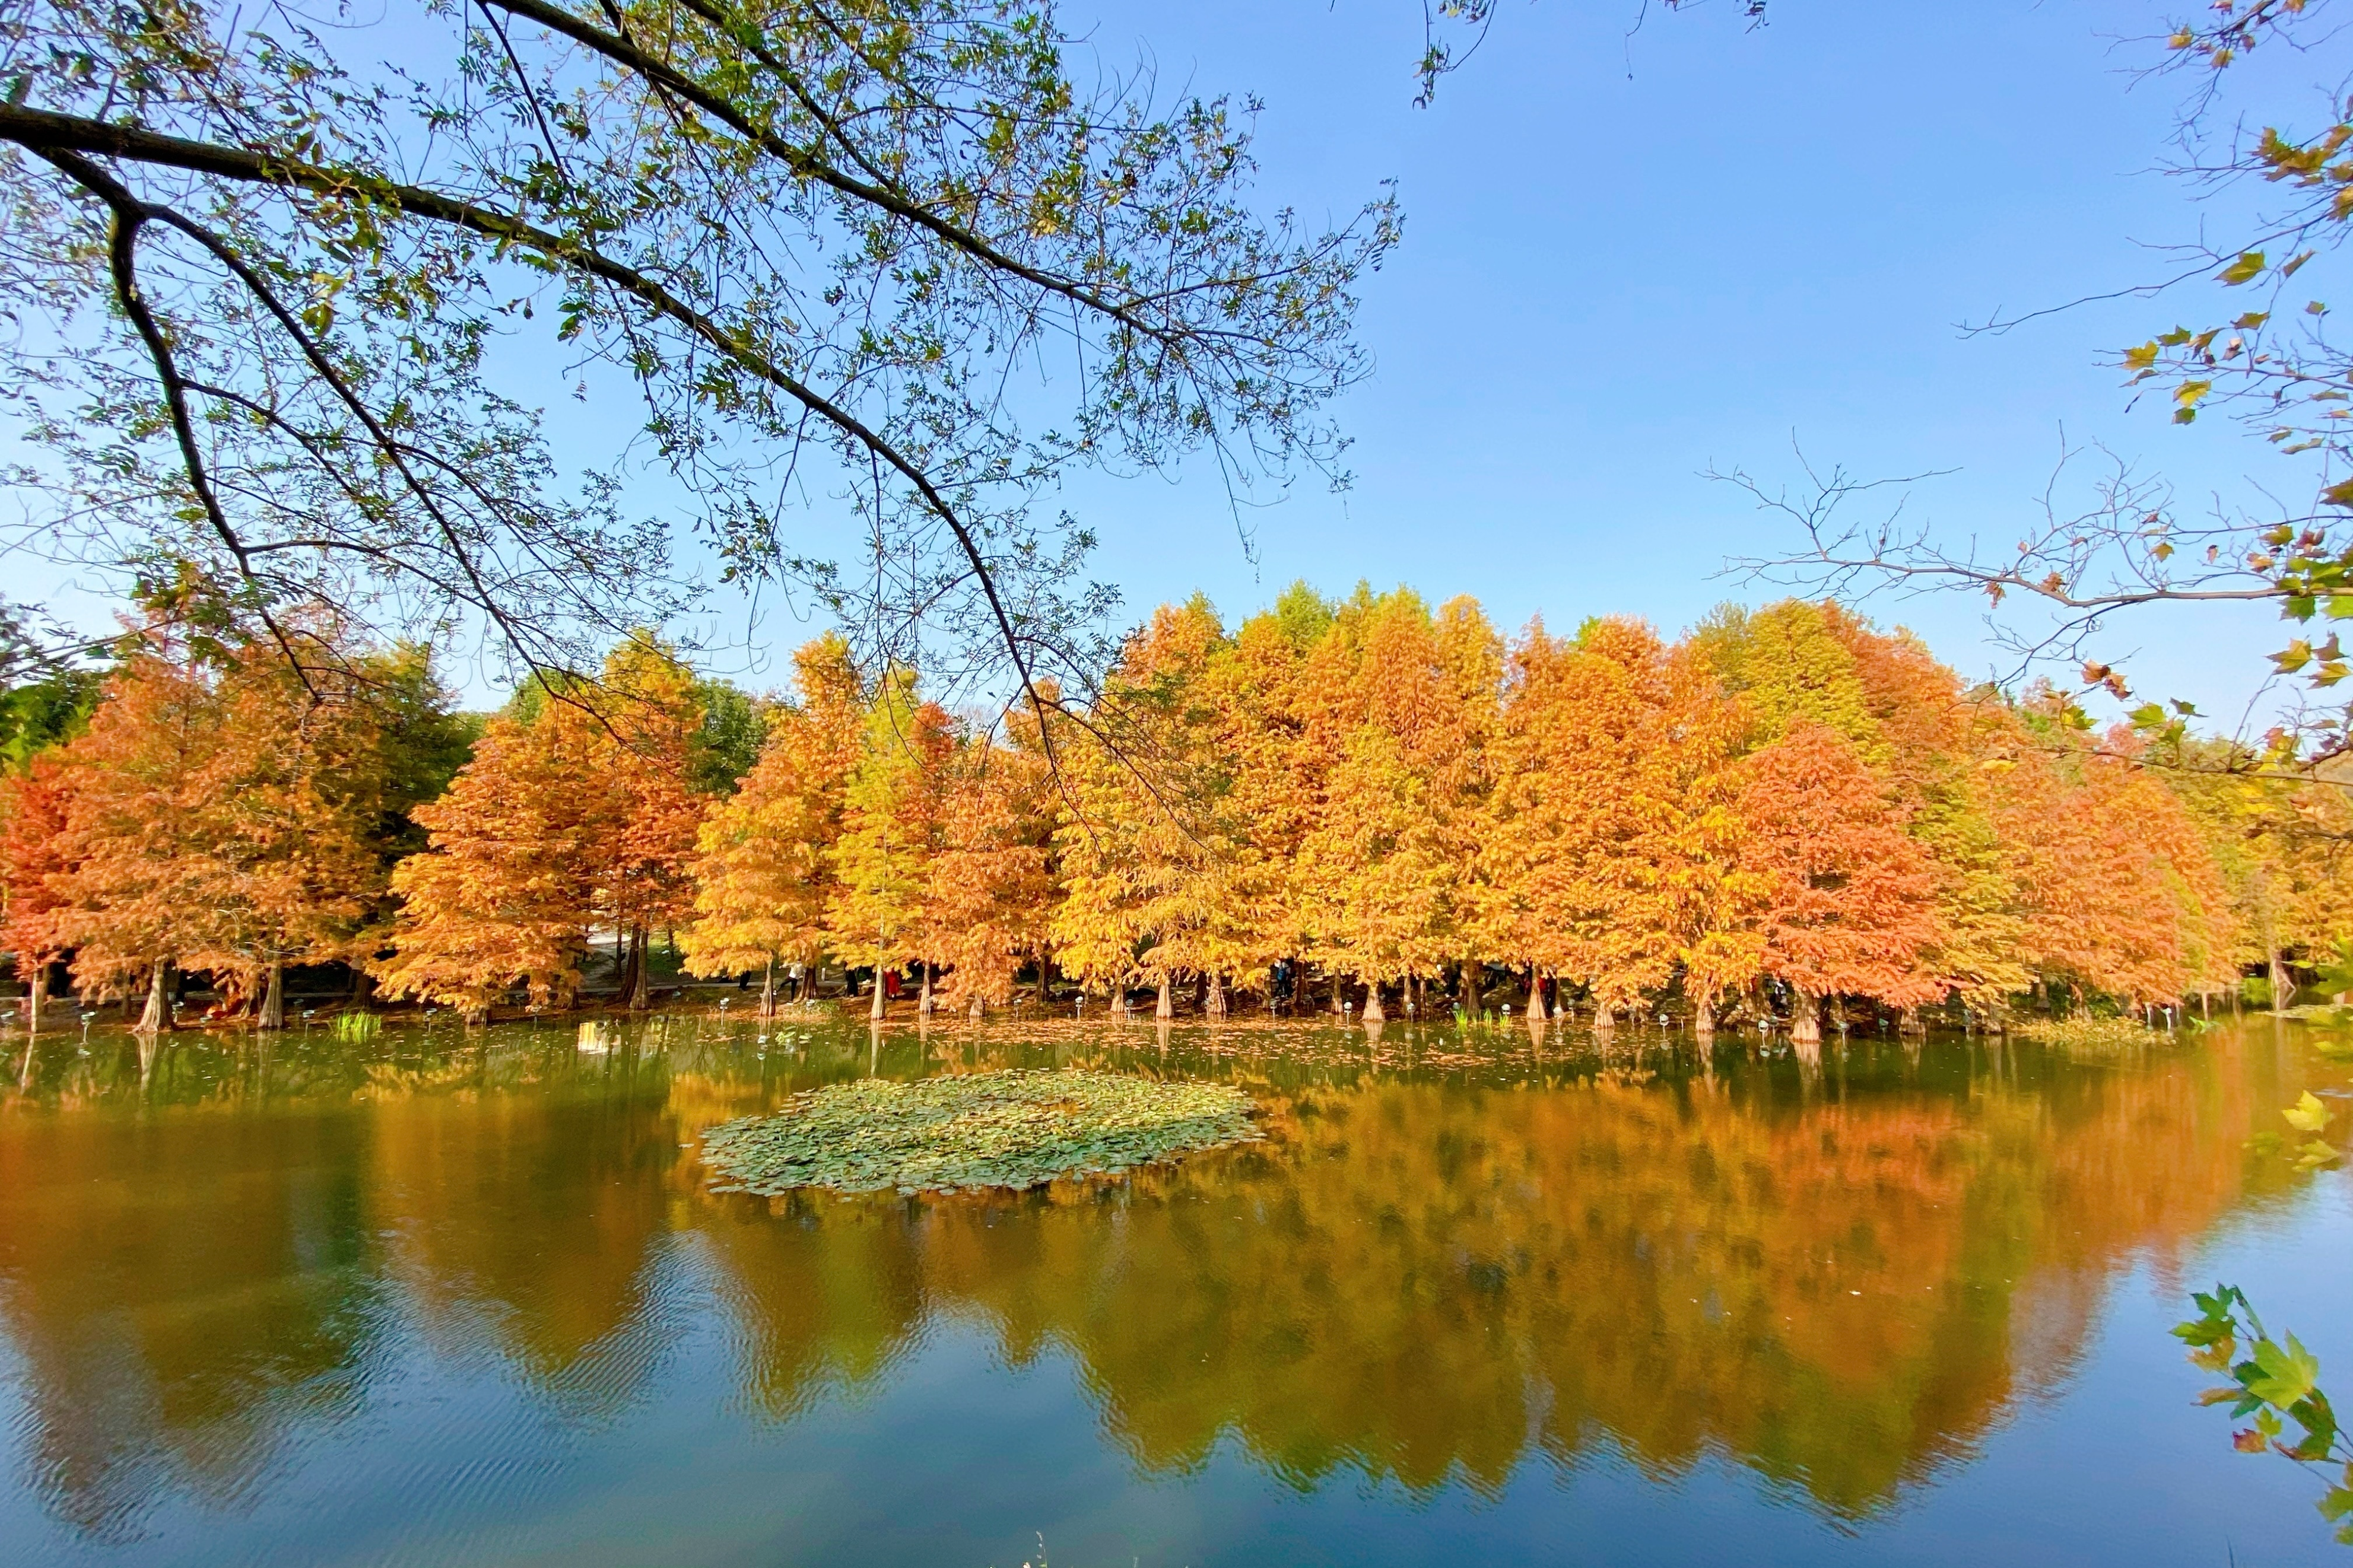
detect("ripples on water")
[0,1013,2347,1566]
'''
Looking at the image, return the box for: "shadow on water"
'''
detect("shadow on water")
[0,1010,2339,1559]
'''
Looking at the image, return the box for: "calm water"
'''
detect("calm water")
[0,1013,2348,1567]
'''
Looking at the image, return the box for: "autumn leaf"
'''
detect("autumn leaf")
[2219,251,2268,285]
[2246,1337,2323,1409]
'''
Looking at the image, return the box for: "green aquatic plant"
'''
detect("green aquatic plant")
[700,1069,1262,1197]
[330,1012,382,1045]
[2008,1016,2160,1052]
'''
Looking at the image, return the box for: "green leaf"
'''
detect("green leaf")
[2288,1393,2341,1459]
[2220,251,2268,285]
[2285,1091,2332,1134]
[2247,1336,2323,1408]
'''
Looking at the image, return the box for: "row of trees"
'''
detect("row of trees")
[1036,588,2345,1039]
[0,631,473,1032]
[3,592,2346,1041]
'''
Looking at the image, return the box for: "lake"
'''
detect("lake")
[0,1013,2347,1566]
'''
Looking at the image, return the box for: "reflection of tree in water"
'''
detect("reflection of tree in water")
[0,1103,385,1541]
[0,1023,2317,1538]
[712,1032,2296,1516]
[368,1054,688,1424]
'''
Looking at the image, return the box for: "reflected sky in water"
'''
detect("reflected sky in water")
[0,1014,2348,1566]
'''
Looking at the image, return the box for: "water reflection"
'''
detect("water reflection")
[0,1017,2328,1548]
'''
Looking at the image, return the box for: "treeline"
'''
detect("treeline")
[2,590,2347,1039]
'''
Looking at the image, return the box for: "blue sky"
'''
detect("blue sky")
[1017,0,2314,730]
[9,0,2324,724]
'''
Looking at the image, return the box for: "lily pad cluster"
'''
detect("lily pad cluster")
[2010,1016,2165,1051]
[701,1069,1262,1197]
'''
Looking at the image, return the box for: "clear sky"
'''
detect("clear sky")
[8,0,2323,726]
[1016,0,2313,733]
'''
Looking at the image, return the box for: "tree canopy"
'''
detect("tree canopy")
[0,0,1395,701]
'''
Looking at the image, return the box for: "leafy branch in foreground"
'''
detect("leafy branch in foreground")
[1736,3,2353,763]
[2176,1283,2353,1544]
[0,0,1395,708]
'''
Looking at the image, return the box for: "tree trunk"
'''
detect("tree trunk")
[869,966,887,1020]
[1208,975,1227,1017]
[1459,959,1483,1016]
[760,958,777,1021]
[1155,975,1174,1020]
[1406,972,1420,1018]
[1331,972,1346,1016]
[1363,982,1384,1024]
[1592,1000,1614,1032]
[920,962,934,1016]
[1900,1005,1928,1038]
[258,961,287,1031]
[466,1001,490,1027]
[1693,1000,1714,1038]
[1525,966,1543,1018]
[2250,866,2288,1016]
[136,960,173,1034]
[25,968,42,1035]
[1790,990,1822,1045]
[620,925,650,1011]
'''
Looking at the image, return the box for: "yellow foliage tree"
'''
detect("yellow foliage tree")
[679,636,864,1016]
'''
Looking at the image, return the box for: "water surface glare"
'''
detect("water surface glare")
[0,1015,2348,1566]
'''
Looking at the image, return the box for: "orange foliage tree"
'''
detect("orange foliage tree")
[35,635,386,1031]
[923,736,1056,1015]
[1488,618,1741,1028]
[0,755,78,1032]
[1052,600,1276,1017]
[376,636,708,1022]
[1735,722,1946,1043]
[25,589,2282,1033]
[679,636,863,1016]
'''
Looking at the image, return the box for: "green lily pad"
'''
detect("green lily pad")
[700,1069,1262,1197]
